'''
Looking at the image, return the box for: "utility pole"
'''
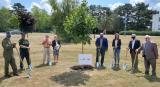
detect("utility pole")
[124,13,127,36]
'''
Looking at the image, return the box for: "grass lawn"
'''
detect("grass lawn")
[0,33,160,87]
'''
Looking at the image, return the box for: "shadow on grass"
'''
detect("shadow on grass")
[126,68,142,74]
[144,76,160,82]
[112,68,121,71]
[50,71,90,86]
[0,76,7,84]
[35,63,56,68]
[35,64,48,68]
[96,67,106,71]
[136,74,160,82]
[137,70,143,73]
[17,69,25,74]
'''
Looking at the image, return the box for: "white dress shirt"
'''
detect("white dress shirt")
[132,40,135,49]
[100,38,103,48]
[115,40,118,48]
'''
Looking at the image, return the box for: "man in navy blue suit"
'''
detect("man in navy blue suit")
[95,33,108,68]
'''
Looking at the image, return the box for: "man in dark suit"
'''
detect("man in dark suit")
[95,33,108,68]
[128,34,141,73]
[137,35,158,80]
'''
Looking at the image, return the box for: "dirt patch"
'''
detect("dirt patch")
[51,71,90,86]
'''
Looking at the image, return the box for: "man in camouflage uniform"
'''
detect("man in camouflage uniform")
[2,32,18,78]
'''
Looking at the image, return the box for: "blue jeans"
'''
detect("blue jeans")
[113,48,120,65]
[96,48,105,66]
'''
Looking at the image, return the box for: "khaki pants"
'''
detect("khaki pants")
[4,56,18,75]
[43,48,50,64]
[130,51,138,71]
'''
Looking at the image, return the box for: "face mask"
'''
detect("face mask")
[6,34,11,38]
[132,37,135,40]
[7,35,11,38]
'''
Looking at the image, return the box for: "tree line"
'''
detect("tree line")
[0,3,51,32]
[0,0,158,34]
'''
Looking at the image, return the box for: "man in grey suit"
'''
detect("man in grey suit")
[137,35,158,80]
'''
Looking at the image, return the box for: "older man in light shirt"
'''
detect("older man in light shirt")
[137,35,158,80]
[42,35,52,65]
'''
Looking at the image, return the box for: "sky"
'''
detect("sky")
[0,0,160,14]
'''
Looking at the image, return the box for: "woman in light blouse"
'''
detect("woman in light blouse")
[112,33,121,69]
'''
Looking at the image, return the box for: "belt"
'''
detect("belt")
[44,47,50,48]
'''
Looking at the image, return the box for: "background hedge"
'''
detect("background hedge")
[119,31,160,36]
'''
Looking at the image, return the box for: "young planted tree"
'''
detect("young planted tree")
[64,0,97,53]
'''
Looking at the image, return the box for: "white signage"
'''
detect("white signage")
[78,54,93,65]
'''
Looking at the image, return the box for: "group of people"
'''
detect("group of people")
[1,32,159,80]
[95,33,159,80]
[42,35,61,65]
[2,32,61,78]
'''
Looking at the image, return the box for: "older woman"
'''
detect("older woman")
[112,33,121,69]
[52,35,61,64]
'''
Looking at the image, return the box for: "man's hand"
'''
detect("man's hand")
[28,47,30,51]
[42,40,48,45]
[126,48,129,51]
[136,49,141,54]
[136,49,139,52]
[97,46,100,49]
[20,45,30,49]
[12,43,16,48]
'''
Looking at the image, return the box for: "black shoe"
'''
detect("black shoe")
[116,64,120,68]
[112,65,116,70]
[151,75,156,80]
[145,72,149,76]
[5,74,12,78]
[20,68,24,70]
[101,65,106,69]
[145,73,149,77]
[13,73,19,76]
[130,69,135,74]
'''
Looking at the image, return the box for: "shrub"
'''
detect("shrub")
[119,31,160,36]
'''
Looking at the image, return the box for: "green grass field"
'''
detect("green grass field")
[0,33,160,87]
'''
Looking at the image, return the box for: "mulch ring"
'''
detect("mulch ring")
[71,65,94,71]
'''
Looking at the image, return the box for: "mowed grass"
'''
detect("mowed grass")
[0,33,160,87]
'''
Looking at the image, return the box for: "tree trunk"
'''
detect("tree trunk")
[82,42,84,54]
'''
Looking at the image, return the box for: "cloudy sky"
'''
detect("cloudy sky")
[0,0,160,14]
